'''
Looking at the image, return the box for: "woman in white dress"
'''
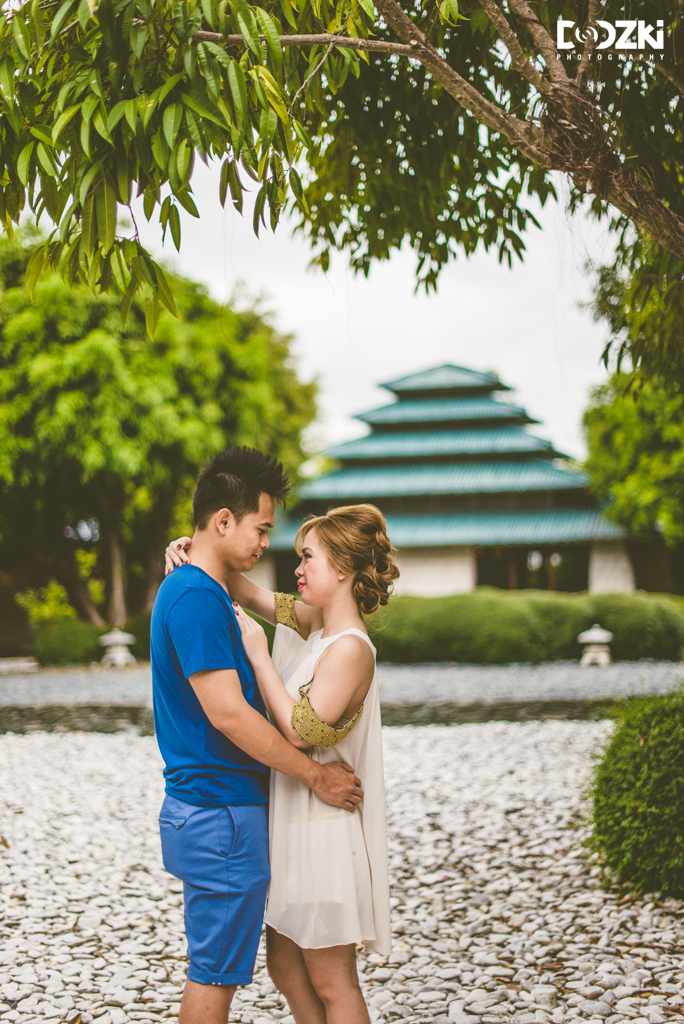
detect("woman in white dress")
[165,504,399,1024]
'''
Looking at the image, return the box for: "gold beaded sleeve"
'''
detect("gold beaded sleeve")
[291,688,364,748]
[274,592,303,636]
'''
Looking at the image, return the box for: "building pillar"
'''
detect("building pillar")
[588,541,635,594]
[393,547,476,597]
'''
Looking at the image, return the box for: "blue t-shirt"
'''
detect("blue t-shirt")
[150,565,269,807]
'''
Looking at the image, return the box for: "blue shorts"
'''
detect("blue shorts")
[159,794,270,986]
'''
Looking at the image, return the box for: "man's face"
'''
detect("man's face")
[219,493,276,573]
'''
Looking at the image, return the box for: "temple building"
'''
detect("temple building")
[256,364,672,597]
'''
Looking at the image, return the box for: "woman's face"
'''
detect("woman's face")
[294,528,345,606]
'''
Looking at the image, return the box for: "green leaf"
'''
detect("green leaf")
[50,0,78,40]
[124,98,137,132]
[252,183,266,236]
[30,125,55,148]
[0,56,15,99]
[25,245,45,299]
[138,94,156,132]
[157,72,184,106]
[106,100,129,136]
[356,0,375,19]
[446,0,459,20]
[115,158,131,204]
[80,192,97,255]
[145,289,159,338]
[234,0,261,58]
[12,17,31,61]
[17,143,35,186]
[180,91,225,128]
[289,166,305,205]
[200,0,215,29]
[255,9,282,69]
[133,253,156,288]
[176,139,193,186]
[92,106,112,143]
[37,142,58,176]
[95,178,117,252]
[52,104,81,144]
[163,103,182,149]
[227,62,248,128]
[168,203,181,251]
[219,158,230,207]
[110,245,129,291]
[78,156,105,206]
[279,0,298,30]
[174,189,199,218]
[143,186,158,220]
[154,262,178,317]
[226,160,244,214]
[130,22,148,59]
[292,118,312,149]
[120,278,137,330]
[252,66,289,124]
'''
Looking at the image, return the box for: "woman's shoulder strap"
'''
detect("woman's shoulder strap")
[274,592,303,637]
[324,627,375,652]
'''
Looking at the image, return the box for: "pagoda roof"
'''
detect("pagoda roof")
[381,363,510,397]
[269,507,626,550]
[299,459,586,501]
[356,396,536,429]
[327,426,564,462]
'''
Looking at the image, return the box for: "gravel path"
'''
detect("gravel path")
[1,661,683,707]
[1,723,683,1024]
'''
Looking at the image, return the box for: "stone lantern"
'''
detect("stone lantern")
[577,623,613,667]
[99,628,137,668]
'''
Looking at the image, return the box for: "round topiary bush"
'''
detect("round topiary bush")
[32,618,102,666]
[588,689,684,896]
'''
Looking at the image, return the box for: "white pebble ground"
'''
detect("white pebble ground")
[0,722,682,1024]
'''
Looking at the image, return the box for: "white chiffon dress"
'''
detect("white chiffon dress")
[264,608,391,954]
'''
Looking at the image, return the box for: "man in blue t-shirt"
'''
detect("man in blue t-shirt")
[151,446,362,1024]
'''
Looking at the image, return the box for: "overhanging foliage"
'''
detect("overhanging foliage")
[0,1,683,330]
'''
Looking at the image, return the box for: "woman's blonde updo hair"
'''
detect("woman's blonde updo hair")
[295,504,400,616]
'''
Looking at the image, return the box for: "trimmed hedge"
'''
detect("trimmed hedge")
[29,589,684,665]
[588,689,684,896]
[366,589,684,664]
[33,619,102,666]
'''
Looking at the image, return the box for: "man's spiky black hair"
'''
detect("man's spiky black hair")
[193,446,290,529]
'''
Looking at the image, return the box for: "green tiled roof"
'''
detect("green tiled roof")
[381,363,509,394]
[299,459,586,500]
[327,427,560,461]
[269,508,626,549]
[357,397,534,427]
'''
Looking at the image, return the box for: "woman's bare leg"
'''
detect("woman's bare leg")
[302,944,370,1024]
[266,926,327,1024]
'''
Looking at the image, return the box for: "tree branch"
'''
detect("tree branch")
[476,0,550,97]
[506,0,569,86]
[576,0,600,88]
[657,58,684,97]
[372,0,552,166]
[193,29,414,56]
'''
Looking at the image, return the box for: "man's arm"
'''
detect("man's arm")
[189,668,362,810]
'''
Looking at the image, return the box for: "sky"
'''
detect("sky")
[136,161,618,462]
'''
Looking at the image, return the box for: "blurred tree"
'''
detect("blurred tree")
[592,235,684,386]
[0,230,316,625]
[583,374,684,547]
[0,0,682,320]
